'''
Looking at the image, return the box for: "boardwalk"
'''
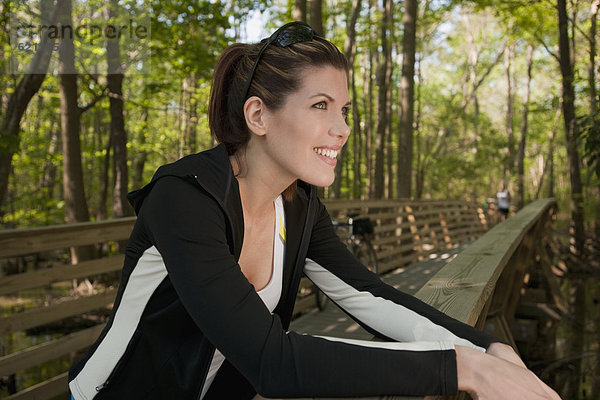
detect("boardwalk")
[290,245,465,340]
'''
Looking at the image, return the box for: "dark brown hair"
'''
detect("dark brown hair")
[208,29,349,200]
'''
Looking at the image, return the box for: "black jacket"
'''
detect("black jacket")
[68,144,500,399]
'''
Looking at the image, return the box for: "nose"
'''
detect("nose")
[329,116,351,142]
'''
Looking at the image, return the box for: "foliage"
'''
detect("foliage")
[0,0,598,232]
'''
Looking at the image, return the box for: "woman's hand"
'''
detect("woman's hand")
[486,342,526,368]
[456,345,561,400]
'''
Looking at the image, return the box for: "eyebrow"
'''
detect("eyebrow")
[311,93,352,107]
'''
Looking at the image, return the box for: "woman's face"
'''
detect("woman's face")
[259,65,351,187]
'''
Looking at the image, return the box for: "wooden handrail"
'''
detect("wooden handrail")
[415,199,558,339]
[0,217,137,258]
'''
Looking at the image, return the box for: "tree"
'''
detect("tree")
[105,0,133,220]
[516,43,533,210]
[293,0,307,22]
[0,0,57,213]
[373,0,391,199]
[58,0,105,262]
[557,0,586,397]
[309,0,323,35]
[397,0,418,199]
[504,42,515,176]
[333,0,362,199]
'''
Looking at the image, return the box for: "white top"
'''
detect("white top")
[200,195,285,399]
[497,189,510,209]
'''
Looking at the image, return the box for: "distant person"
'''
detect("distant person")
[497,180,511,221]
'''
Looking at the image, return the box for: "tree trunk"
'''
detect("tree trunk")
[505,44,514,176]
[0,1,7,113]
[517,44,533,210]
[415,56,424,199]
[188,75,198,154]
[557,0,586,258]
[397,0,417,199]
[309,0,323,36]
[58,0,93,263]
[366,0,376,198]
[333,0,361,199]
[133,107,149,189]
[589,3,600,397]
[549,139,555,199]
[385,5,394,199]
[293,0,307,22]
[351,70,362,198]
[178,75,198,156]
[364,62,374,198]
[464,20,481,159]
[557,0,586,397]
[97,131,112,221]
[105,0,132,220]
[41,121,59,200]
[590,1,599,114]
[0,0,57,212]
[373,0,391,199]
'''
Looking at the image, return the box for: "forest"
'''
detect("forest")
[1,0,599,398]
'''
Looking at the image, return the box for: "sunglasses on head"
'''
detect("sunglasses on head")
[242,21,317,101]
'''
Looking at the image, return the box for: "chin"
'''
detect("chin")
[306,174,335,188]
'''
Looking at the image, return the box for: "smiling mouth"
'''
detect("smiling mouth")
[313,147,338,159]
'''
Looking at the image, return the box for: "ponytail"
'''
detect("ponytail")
[208,43,251,156]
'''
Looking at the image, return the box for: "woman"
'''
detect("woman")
[68,22,560,400]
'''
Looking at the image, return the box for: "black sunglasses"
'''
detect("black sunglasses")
[242,21,317,101]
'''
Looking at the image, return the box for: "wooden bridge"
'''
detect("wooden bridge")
[0,199,563,400]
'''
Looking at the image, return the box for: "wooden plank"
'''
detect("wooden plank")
[374,215,482,236]
[0,290,116,335]
[322,199,407,211]
[5,372,68,400]
[0,323,105,376]
[0,255,124,296]
[0,217,136,258]
[414,199,556,326]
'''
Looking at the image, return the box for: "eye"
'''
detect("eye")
[313,101,327,110]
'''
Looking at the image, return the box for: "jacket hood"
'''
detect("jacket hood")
[127,144,234,215]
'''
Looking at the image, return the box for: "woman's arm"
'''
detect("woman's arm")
[305,198,501,350]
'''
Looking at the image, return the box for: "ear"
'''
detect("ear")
[243,96,267,137]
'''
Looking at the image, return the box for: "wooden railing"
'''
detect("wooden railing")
[415,198,563,400]
[0,199,490,400]
[415,199,562,345]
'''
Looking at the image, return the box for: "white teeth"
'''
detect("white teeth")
[313,147,338,159]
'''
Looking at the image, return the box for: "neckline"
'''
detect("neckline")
[257,195,284,294]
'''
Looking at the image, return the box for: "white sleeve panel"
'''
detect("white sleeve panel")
[303,258,486,353]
